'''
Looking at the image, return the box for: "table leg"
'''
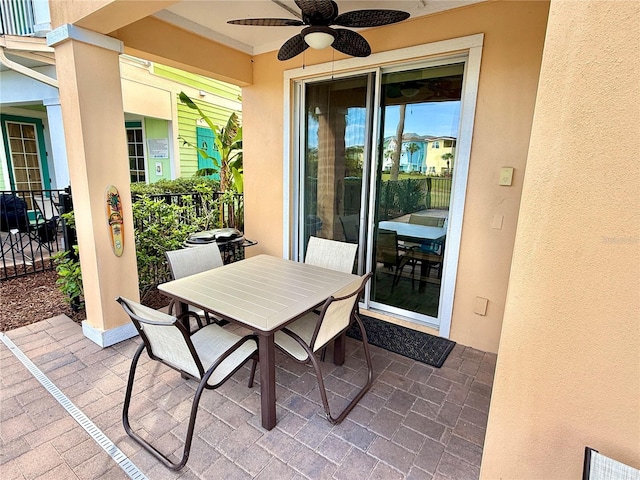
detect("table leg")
[418,260,428,293]
[258,334,277,430]
[333,332,346,366]
[176,301,190,330]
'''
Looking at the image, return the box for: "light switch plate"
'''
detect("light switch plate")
[499,167,514,186]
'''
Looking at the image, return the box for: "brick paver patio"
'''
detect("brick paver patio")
[0,314,495,479]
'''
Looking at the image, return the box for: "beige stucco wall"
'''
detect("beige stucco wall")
[243,0,550,353]
[481,0,640,477]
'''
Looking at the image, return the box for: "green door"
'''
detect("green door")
[196,126,220,180]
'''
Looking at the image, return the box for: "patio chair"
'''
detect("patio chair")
[376,229,415,288]
[338,214,359,243]
[0,193,54,260]
[583,446,640,480]
[116,297,258,470]
[304,236,358,273]
[165,243,224,325]
[273,273,373,424]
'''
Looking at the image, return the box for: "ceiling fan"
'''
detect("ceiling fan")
[227,0,410,61]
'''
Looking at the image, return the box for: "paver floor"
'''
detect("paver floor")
[0,314,495,479]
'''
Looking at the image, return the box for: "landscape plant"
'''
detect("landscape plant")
[54,179,236,306]
[52,212,84,311]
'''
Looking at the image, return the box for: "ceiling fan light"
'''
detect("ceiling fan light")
[304,31,335,49]
[400,87,420,97]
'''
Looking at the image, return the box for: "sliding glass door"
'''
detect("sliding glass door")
[296,57,469,332]
[371,64,463,319]
[300,74,373,274]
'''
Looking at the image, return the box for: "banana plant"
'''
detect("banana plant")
[178,92,243,193]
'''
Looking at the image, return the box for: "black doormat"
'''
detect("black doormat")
[346,315,456,368]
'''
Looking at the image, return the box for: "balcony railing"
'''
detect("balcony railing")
[0,0,37,36]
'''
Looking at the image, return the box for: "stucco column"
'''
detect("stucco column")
[480,1,640,477]
[42,98,69,189]
[47,25,139,347]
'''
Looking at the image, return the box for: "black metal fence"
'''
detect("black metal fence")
[1,189,244,281]
[1,188,68,280]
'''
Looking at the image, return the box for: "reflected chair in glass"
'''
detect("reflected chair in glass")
[411,236,446,283]
[304,236,358,274]
[273,273,373,424]
[117,297,258,470]
[165,243,224,325]
[376,229,414,288]
[338,214,359,243]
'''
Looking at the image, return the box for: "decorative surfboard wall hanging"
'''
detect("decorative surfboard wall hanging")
[105,185,124,257]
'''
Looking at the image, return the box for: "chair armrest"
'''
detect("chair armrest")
[177,311,204,333]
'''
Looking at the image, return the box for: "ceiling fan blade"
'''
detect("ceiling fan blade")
[278,33,309,61]
[332,29,371,57]
[295,0,337,23]
[227,18,303,27]
[333,10,410,28]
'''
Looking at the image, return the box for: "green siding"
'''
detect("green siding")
[153,64,241,102]
[177,95,241,178]
[145,118,171,183]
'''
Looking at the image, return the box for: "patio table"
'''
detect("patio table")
[378,220,446,242]
[158,254,360,430]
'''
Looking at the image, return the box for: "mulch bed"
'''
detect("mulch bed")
[0,269,169,332]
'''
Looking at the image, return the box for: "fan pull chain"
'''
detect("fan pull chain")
[331,49,335,80]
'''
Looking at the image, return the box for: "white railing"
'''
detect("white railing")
[0,0,50,37]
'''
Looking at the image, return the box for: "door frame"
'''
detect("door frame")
[283,34,483,337]
[1,114,51,190]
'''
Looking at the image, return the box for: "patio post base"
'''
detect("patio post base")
[82,320,138,348]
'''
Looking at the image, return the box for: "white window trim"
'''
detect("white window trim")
[282,34,484,338]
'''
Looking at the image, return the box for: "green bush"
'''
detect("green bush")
[53,212,84,312]
[130,177,219,195]
[55,179,230,306]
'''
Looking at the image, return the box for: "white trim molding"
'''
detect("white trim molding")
[47,24,124,53]
[282,34,484,338]
[82,320,138,348]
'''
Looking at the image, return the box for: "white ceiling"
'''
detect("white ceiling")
[156,0,485,56]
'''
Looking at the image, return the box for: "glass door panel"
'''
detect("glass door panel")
[370,64,463,319]
[302,75,370,272]
[6,122,43,199]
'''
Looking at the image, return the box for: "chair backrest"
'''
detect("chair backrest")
[0,193,29,231]
[583,446,640,480]
[409,214,445,227]
[116,297,203,378]
[312,273,371,352]
[376,229,399,265]
[305,236,358,273]
[166,243,224,280]
[338,215,359,243]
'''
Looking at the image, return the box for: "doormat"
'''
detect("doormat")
[346,315,456,368]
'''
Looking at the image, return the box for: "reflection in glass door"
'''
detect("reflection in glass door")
[298,61,466,328]
[371,64,463,320]
[301,74,372,273]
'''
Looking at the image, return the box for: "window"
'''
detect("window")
[126,126,145,183]
[433,141,440,149]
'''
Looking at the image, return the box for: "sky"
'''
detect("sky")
[310,100,461,148]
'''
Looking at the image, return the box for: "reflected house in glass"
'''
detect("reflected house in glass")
[382,134,456,174]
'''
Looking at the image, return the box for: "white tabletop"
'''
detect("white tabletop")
[158,254,360,332]
[379,221,446,241]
